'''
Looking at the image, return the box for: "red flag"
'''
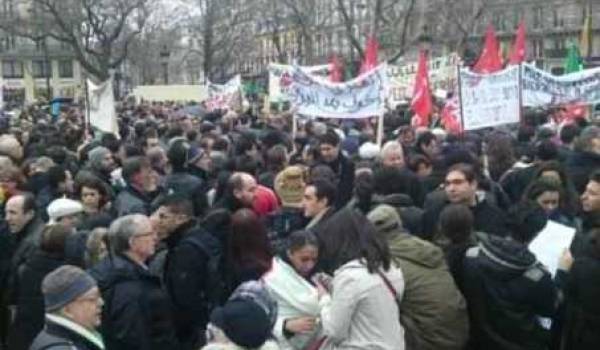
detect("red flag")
[473,25,503,73]
[329,54,343,82]
[441,96,463,135]
[508,21,527,65]
[359,35,379,74]
[411,50,433,127]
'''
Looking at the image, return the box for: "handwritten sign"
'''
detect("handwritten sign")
[287,64,387,118]
[459,65,520,130]
[522,63,600,107]
[206,75,242,111]
[268,64,330,103]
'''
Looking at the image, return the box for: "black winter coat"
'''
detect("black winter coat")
[113,185,153,217]
[422,195,510,240]
[163,220,222,350]
[163,172,208,216]
[89,254,180,350]
[462,234,558,350]
[317,153,355,209]
[7,251,66,350]
[565,151,600,194]
[560,256,600,350]
[30,317,103,350]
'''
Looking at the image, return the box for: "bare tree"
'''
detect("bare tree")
[1,0,153,81]
[433,0,490,53]
[336,0,421,63]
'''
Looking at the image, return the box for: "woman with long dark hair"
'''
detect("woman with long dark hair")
[228,208,273,290]
[315,208,405,350]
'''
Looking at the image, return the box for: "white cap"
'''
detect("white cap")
[47,198,84,224]
[359,142,381,160]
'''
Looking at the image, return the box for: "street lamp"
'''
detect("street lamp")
[160,45,170,85]
[418,25,432,55]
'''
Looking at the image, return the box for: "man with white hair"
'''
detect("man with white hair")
[378,140,424,206]
[90,215,179,350]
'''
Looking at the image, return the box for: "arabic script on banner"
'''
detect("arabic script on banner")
[206,75,242,111]
[459,65,520,130]
[287,64,387,118]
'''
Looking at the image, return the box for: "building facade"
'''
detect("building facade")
[0,0,83,108]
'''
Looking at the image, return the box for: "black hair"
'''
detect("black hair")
[235,132,257,156]
[591,170,600,184]
[158,194,194,217]
[508,202,548,243]
[408,154,431,173]
[373,167,409,196]
[20,192,36,214]
[122,157,150,183]
[233,155,260,176]
[307,179,336,207]
[560,124,580,144]
[446,163,478,183]
[318,208,391,274]
[309,164,337,184]
[47,165,67,189]
[287,230,319,253]
[168,139,190,172]
[416,131,436,151]
[439,204,474,244]
[535,140,559,161]
[101,133,121,154]
[523,178,561,203]
[318,129,340,147]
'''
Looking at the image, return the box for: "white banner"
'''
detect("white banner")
[87,78,119,135]
[287,64,387,119]
[522,63,600,107]
[459,65,520,130]
[268,64,330,103]
[387,53,461,106]
[206,75,242,111]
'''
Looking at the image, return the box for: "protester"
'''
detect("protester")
[90,214,179,350]
[30,265,104,350]
[151,195,222,349]
[302,179,336,232]
[7,224,71,350]
[367,205,469,350]
[113,157,154,216]
[315,129,355,208]
[262,230,321,350]
[316,208,405,349]
[572,171,600,257]
[462,202,559,350]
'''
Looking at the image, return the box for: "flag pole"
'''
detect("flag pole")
[456,64,465,134]
[84,76,91,139]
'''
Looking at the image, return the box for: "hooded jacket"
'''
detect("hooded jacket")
[386,231,469,350]
[89,254,179,350]
[462,234,558,350]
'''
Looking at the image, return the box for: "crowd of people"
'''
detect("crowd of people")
[0,101,598,350]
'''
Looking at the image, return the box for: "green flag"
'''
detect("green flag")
[564,42,583,73]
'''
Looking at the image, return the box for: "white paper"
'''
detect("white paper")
[528,220,576,277]
[87,78,119,136]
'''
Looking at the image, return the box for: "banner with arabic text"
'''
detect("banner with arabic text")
[268,64,330,103]
[287,64,387,118]
[459,65,520,130]
[522,63,600,107]
[206,75,242,111]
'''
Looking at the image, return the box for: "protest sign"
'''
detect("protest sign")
[529,220,576,277]
[87,78,119,136]
[522,63,600,107]
[287,64,387,119]
[458,65,520,130]
[206,75,242,111]
[268,64,330,103]
[387,53,460,106]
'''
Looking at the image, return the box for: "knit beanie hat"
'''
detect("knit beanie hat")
[47,198,84,224]
[210,299,272,348]
[88,146,111,171]
[42,265,97,312]
[274,166,306,208]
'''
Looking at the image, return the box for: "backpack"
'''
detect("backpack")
[180,231,226,310]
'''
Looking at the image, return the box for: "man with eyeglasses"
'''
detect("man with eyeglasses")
[30,265,104,350]
[89,214,179,350]
[422,163,509,239]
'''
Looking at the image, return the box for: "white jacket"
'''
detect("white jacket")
[320,260,405,350]
[262,257,321,350]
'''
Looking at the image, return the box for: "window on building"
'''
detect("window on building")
[553,9,564,27]
[59,60,73,78]
[32,60,51,78]
[533,7,543,29]
[2,60,23,78]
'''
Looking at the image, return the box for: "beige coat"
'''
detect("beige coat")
[319,260,405,350]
